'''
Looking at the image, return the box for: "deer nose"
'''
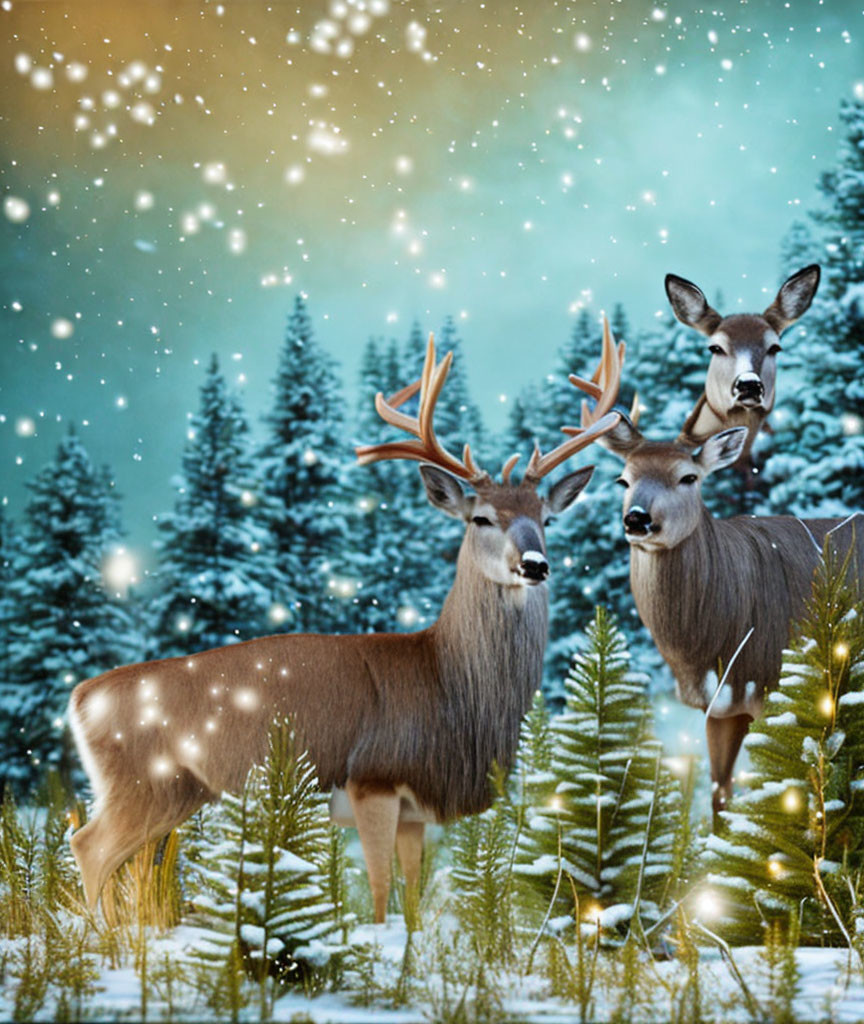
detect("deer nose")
[733,372,764,402]
[623,506,654,536]
[518,550,550,583]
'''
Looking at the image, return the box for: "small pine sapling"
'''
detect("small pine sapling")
[185,716,346,1016]
[515,607,681,939]
[704,547,864,945]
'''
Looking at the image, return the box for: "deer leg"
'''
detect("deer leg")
[346,781,400,925]
[706,713,752,824]
[71,807,151,910]
[396,820,425,929]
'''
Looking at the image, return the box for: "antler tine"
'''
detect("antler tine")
[501,453,521,484]
[355,332,489,483]
[523,315,625,483]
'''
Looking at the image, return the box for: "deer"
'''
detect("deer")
[665,264,820,468]
[68,332,622,924]
[564,319,863,821]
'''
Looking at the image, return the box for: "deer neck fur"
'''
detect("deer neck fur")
[424,544,548,815]
[628,508,810,716]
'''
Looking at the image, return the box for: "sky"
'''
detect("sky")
[1,0,862,564]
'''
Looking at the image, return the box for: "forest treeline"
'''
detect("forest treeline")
[1,98,862,793]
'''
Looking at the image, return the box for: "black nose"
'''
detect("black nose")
[519,551,550,582]
[623,507,653,535]
[733,374,764,400]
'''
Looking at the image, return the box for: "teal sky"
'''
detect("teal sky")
[1,0,862,559]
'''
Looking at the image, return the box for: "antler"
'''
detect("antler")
[355,333,490,484]
[522,315,624,483]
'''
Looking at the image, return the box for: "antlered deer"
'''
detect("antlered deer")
[665,265,820,465]
[69,333,621,923]
[565,320,863,819]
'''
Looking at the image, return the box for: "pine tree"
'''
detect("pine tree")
[150,355,273,658]
[258,296,352,633]
[515,608,680,936]
[1,429,139,790]
[703,548,864,945]
[185,718,345,1012]
[0,505,19,739]
[761,98,864,517]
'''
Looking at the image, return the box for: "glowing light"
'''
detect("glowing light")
[31,67,54,90]
[102,89,121,109]
[834,642,849,660]
[302,448,318,466]
[583,901,603,924]
[395,155,413,175]
[103,547,138,591]
[285,164,305,185]
[233,688,260,711]
[115,395,128,409]
[651,8,667,20]
[151,756,174,777]
[205,719,217,732]
[842,413,862,435]
[14,53,33,75]
[240,490,256,507]
[547,794,564,812]
[228,227,247,253]
[51,317,74,339]
[307,125,348,155]
[574,33,592,51]
[405,20,427,52]
[86,691,111,720]
[181,212,201,235]
[694,889,721,920]
[130,101,155,125]
[781,787,803,814]
[15,417,36,438]
[767,856,787,880]
[818,692,834,717]
[135,190,155,211]
[269,603,289,625]
[176,616,191,633]
[47,190,61,206]
[665,756,692,778]
[4,196,31,223]
[855,82,864,101]
[397,605,419,627]
[203,162,228,184]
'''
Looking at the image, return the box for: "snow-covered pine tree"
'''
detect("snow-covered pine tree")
[0,505,19,746]
[185,717,345,1010]
[258,296,351,633]
[760,98,864,518]
[703,548,864,945]
[448,794,516,966]
[2,429,139,791]
[515,607,680,937]
[150,355,273,658]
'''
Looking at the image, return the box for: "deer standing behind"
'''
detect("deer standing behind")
[665,265,820,468]
[69,333,622,923]
[576,328,863,817]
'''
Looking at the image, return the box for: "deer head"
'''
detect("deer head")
[598,416,748,550]
[356,331,622,587]
[665,265,820,420]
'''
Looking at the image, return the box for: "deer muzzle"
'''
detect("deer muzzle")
[732,372,764,407]
[509,517,549,584]
[623,505,658,537]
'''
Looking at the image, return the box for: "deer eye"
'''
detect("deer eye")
[615,478,629,489]
[544,516,556,528]
[472,516,493,528]
[708,344,726,356]
[679,473,699,486]
[767,343,782,356]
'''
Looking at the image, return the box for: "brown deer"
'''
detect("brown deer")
[69,333,622,923]
[564,320,862,819]
[665,265,820,465]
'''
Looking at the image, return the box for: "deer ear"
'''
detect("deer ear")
[665,273,723,335]
[695,427,747,474]
[764,264,820,333]
[419,464,472,519]
[596,415,642,459]
[546,466,594,515]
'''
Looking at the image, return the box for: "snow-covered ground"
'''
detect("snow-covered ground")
[3,918,862,1023]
